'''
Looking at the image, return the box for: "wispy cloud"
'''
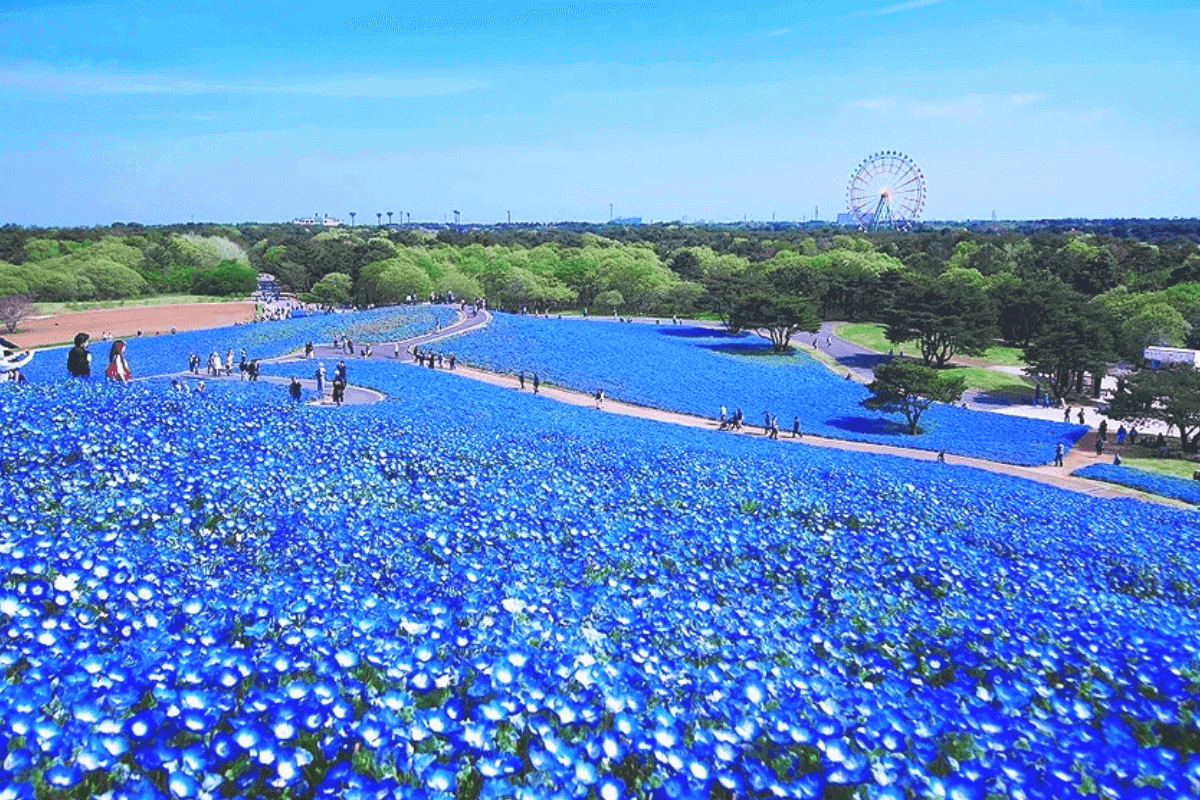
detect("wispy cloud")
[0,67,489,98]
[865,0,951,15]
[849,92,1047,120]
[765,27,792,38]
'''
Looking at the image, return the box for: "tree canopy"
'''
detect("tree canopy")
[862,359,967,435]
[883,272,996,367]
[727,293,820,352]
[1107,364,1200,453]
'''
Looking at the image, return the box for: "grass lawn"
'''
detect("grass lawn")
[833,323,1033,393]
[35,295,248,315]
[1118,447,1200,480]
[834,322,1028,368]
[945,366,1034,395]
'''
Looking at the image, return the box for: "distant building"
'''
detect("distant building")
[1143,345,1199,368]
[255,273,280,300]
[836,213,858,227]
[292,215,342,227]
[610,217,642,225]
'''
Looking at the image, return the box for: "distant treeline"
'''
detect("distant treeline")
[2,220,1199,361]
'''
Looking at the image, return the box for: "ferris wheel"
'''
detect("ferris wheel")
[846,150,926,231]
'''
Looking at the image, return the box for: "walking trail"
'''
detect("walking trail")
[253,309,1189,509]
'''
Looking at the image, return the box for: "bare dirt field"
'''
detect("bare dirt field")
[10,302,256,348]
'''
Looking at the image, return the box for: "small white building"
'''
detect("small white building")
[291,215,342,227]
[1143,346,1199,368]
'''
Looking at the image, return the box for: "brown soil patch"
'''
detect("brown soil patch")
[10,302,256,348]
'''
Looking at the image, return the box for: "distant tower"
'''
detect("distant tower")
[387,211,393,226]
[376,212,382,226]
[815,205,819,221]
[406,212,410,223]
[507,210,512,224]
[349,211,356,227]
[453,210,461,226]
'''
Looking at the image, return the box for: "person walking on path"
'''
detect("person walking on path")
[1077,408,1086,425]
[1117,425,1127,445]
[1094,437,1104,456]
[394,342,400,359]
[532,373,540,394]
[305,341,314,359]
[1064,407,1071,423]
[1098,419,1108,442]
[518,371,525,390]
[106,340,132,383]
[792,415,801,438]
[595,389,605,409]
[288,377,303,402]
[769,415,779,440]
[763,411,771,434]
[332,378,346,406]
[315,363,326,398]
[1054,442,1065,467]
[719,405,727,427]
[335,361,347,385]
[67,332,91,378]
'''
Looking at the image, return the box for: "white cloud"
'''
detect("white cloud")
[865,0,950,15]
[0,67,488,98]
[849,92,1046,121]
[765,27,792,37]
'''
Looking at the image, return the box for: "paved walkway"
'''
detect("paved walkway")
[139,307,1192,509]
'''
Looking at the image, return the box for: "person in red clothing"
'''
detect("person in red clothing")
[105,340,131,382]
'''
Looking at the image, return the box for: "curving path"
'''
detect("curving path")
[137,307,1189,509]
[305,310,1187,508]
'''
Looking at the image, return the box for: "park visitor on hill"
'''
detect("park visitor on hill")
[106,340,131,382]
[67,332,90,378]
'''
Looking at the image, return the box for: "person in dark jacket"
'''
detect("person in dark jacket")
[67,332,91,377]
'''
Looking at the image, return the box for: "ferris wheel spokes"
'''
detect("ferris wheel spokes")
[845,150,926,231]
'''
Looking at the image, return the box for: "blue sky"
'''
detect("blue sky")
[1,0,1197,226]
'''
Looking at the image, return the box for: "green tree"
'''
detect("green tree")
[1107,365,1200,453]
[1023,296,1116,399]
[727,293,820,352]
[862,359,966,435]
[992,272,1072,347]
[594,289,624,313]
[76,257,149,299]
[883,272,996,367]
[304,272,353,306]
[193,260,256,296]
[702,269,770,332]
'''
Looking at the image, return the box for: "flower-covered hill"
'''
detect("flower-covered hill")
[21,305,458,383]
[425,314,1087,466]
[1,369,1198,799]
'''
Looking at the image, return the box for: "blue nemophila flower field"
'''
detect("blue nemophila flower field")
[1074,463,1200,506]
[425,314,1087,466]
[1,363,1198,799]
[22,305,458,383]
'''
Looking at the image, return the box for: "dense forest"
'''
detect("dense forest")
[3,219,1200,375]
